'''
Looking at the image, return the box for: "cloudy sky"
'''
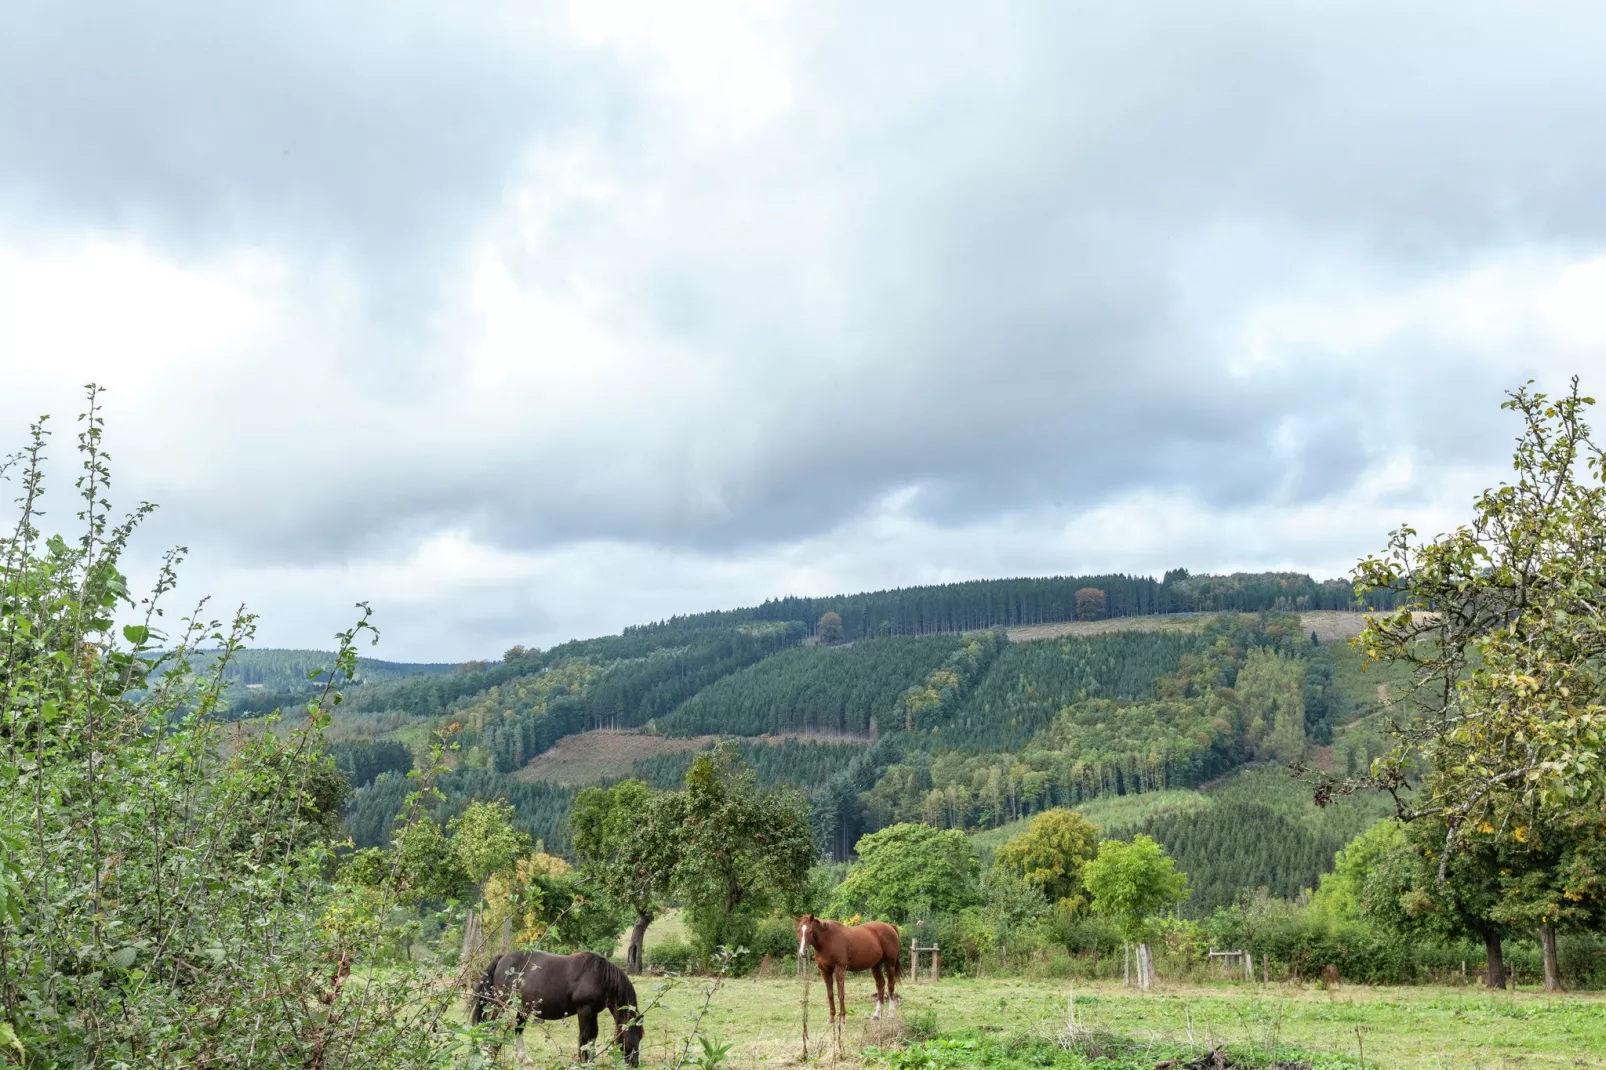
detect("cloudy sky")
[3,1,1604,660]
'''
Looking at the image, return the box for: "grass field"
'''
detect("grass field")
[484,972,1606,1068]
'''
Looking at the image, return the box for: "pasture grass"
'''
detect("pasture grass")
[482,972,1606,1068]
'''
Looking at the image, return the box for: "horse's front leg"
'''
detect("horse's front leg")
[577,1010,600,1063]
[512,1008,529,1063]
[834,967,847,1030]
[817,963,836,1023]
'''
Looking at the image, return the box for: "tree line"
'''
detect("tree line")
[625,569,1405,642]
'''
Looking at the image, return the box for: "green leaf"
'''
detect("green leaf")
[0,1021,21,1057]
[122,623,149,645]
[108,946,137,969]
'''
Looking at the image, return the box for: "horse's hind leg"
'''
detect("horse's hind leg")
[578,1010,600,1063]
[871,963,886,1019]
[886,955,899,1018]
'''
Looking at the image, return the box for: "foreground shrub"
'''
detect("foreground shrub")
[0,394,473,1066]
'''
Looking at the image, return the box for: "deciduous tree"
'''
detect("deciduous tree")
[993,808,1100,911]
[1083,835,1188,990]
[1352,379,1606,878]
[448,797,531,889]
[830,822,979,922]
[1362,817,1513,989]
[816,610,845,645]
[673,742,816,961]
[1489,803,1606,991]
[571,779,681,972]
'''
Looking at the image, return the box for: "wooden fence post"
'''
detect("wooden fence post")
[931,947,940,982]
[461,909,483,964]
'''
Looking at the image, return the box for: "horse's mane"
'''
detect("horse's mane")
[581,950,638,1016]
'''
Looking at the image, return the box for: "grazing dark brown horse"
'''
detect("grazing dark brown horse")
[470,950,643,1066]
[796,914,901,1026]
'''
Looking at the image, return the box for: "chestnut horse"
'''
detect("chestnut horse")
[796,914,901,1025]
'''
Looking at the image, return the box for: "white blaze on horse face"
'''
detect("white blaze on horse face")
[797,921,809,956]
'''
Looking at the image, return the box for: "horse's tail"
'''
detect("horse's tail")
[469,956,500,1025]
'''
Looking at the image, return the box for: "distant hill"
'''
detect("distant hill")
[190,648,457,693]
[275,567,1401,893]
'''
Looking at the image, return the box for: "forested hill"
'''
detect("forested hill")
[624,569,1402,642]
[192,648,457,693]
[235,566,1401,899]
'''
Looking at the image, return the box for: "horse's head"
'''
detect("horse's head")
[795,913,820,957]
[620,1018,643,1067]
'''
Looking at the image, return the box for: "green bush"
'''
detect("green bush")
[686,904,761,973]
[647,935,697,973]
[752,915,802,962]
[1049,908,1123,957]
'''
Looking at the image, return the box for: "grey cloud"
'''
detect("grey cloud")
[5,0,1604,577]
[0,0,636,368]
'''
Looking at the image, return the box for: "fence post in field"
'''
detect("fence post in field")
[931,947,940,982]
[461,909,483,963]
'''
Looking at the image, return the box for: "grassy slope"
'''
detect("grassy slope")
[970,791,1211,856]
[969,764,1390,881]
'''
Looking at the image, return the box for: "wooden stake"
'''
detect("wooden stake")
[800,960,811,1061]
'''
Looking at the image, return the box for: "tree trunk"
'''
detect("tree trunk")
[1483,931,1506,990]
[1138,942,1153,992]
[1123,942,1131,986]
[1539,924,1562,992]
[626,911,652,974]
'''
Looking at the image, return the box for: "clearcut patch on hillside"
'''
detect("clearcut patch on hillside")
[513,731,716,786]
[514,728,875,786]
[1006,610,1376,644]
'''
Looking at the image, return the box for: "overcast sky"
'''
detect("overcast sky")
[3,1,1604,660]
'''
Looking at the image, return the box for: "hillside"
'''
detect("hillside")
[222,569,1405,898]
[189,647,456,694]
